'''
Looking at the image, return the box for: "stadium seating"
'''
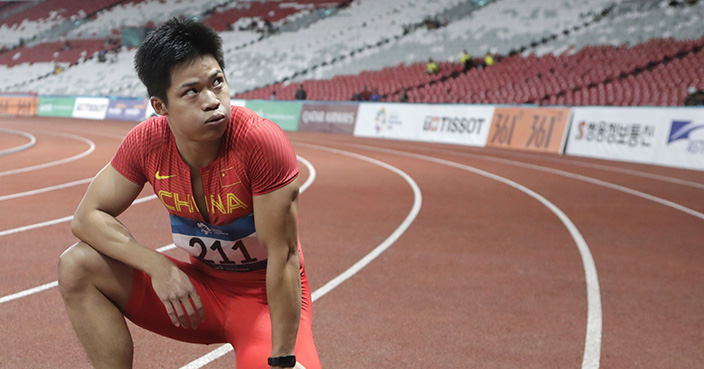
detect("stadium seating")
[1,0,703,106]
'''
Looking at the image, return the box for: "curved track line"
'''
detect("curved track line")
[456,151,704,221]
[178,145,422,369]
[0,128,36,156]
[0,177,93,201]
[0,132,95,177]
[0,156,315,304]
[342,144,602,369]
[0,195,157,237]
[503,151,704,190]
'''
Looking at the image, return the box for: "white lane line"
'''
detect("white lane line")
[460,151,704,221]
[0,156,314,303]
[177,145,422,369]
[0,195,157,237]
[341,144,602,369]
[0,132,96,177]
[0,128,36,156]
[0,281,58,304]
[497,150,704,190]
[0,177,93,202]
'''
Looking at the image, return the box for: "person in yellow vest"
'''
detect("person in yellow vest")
[426,58,439,74]
[460,50,472,71]
[484,52,495,67]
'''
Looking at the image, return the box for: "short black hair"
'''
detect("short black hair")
[134,17,225,104]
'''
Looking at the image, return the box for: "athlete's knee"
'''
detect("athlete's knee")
[57,241,104,294]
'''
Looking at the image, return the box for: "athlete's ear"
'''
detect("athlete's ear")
[150,96,168,116]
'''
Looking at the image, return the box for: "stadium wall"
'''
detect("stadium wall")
[2,92,702,171]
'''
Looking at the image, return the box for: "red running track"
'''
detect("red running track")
[1,116,703,368]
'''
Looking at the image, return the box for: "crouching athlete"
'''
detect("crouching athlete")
[57,17,320,369]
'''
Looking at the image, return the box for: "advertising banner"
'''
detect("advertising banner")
[37,96,76,117]
[0,94,37,116]
[486,107,570,153]
[299,103,358,134]
[73,97,110,120]
[566,107,704,170]
[354,103,494,146]
[245,100,302,131]
[106,97,148,121]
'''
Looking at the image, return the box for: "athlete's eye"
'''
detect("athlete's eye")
[214,77,223,87]
[185,88,198,96]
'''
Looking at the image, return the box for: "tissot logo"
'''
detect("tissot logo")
[423,116,485,134]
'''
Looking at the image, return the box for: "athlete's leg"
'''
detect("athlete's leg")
[57,241,135,369]
[226,271,321,369]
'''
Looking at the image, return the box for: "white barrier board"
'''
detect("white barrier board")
[73,97,109,120]
[566,107,704,170]
[354,103,494,147]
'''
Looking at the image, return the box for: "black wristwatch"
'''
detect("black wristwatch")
[268,355,296,367]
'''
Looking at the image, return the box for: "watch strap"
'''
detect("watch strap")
[268,355,296,367]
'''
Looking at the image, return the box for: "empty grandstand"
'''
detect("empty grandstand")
[1,0,703,106]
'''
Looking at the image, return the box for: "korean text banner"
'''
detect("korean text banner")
[354,103,494,147]
[486,107,570,153]
[566,106,704,171]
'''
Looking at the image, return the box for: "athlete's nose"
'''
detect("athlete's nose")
[203,88,220,111]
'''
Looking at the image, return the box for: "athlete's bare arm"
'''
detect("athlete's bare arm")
[253,177,302,363]
[71,163,205,328]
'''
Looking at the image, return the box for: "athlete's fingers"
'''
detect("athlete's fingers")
[171,298,189,328]
[162,300,180,327]
[181,296,198,329]
[189,292,206,322]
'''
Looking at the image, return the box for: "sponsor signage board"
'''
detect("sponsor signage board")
[0,94,37,116]
[106,97,148,121]
[37,96,76,117]
[566,107,704,170]
[299,103,358,134]
[73,97,110,120]
[245,100,302,131]
[486,107,570,153]
[354,103,494,146]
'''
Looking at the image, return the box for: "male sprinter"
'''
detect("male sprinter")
[57,17,320,369]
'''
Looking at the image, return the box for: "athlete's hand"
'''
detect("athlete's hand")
[148,257,205,329]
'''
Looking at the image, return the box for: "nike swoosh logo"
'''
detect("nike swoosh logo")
[155,171,176,180]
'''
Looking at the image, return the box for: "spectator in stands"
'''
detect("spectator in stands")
[295,84,307,100]
[460,50,472,72]
[270,91,277,100]
[399,88,408,103]
[684,86,704,106]
[98,48,107,63]
[359,85,372,101]
[370,88,382,102]
[426,58,439,74]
